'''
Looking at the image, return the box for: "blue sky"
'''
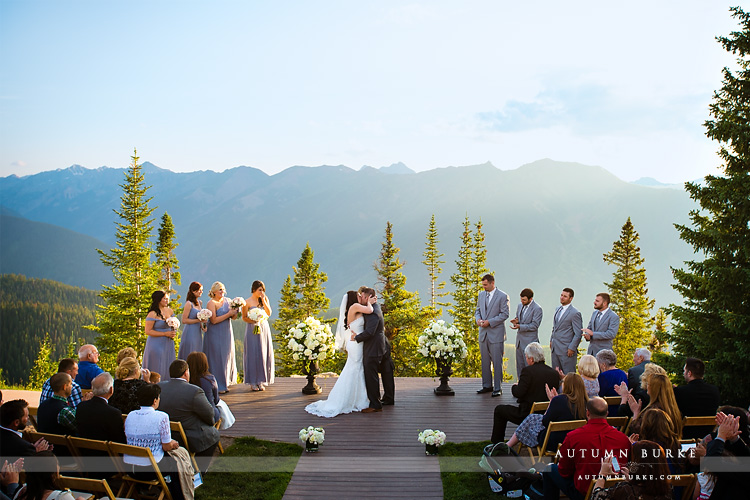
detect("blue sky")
[0,1,745,182]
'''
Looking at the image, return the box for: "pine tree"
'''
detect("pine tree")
[156,212,181,311]
[422,215,448,315]
[27,334,56,390]
[89,150,159,370]
[375,222,431,376]
[449,216,481,377]
[649,308,669,355]
[272,244,331,375]
[665,7,750,405]
[603,218,655,371]
[472,219,490,281]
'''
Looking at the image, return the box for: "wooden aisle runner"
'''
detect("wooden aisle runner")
[221,377,516,500]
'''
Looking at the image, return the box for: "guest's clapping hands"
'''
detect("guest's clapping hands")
[716,412,741,441]
[555,367,565,380]
[545,383,558,401]
[82,391,94,401]
[0,459,21,488]
[614,382,631,402]
[628,433,639,444]
[627,393,642,418]
[33,437,51,452]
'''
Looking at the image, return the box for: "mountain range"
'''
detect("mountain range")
[0,158,696,344]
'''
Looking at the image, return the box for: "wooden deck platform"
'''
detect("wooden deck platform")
[221,377,519,500]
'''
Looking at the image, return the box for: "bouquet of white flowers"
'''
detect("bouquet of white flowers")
[166,317,180,330]
[299,426,325,445]
[417,429,446,447]
[230,297,246,310]
[417,320,468,361]
[285,317,335,363]
[247,308,269,334]
[196,308,212,322]
[196,308,212,331]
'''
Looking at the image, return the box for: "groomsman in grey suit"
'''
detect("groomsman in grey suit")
[475,274,510,397]
[510,288,543,380]
[549,288,583,374]
[582,292,620,356]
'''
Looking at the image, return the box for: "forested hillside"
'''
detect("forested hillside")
[0,274,99,385]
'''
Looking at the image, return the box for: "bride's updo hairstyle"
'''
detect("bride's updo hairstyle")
[344,290,359,328]
[251,280,265,294]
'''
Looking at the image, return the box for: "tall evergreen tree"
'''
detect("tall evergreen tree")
[156,212,181,311]
[89,150,159,370]
[472,219,490,285]
[27,334,55,390]
[649,308,669,355]
[666,7,750,405]
[422,214,448,315]
[449,216,481,377]
[273,244,331,375]
[375,222,431,376]
[603,217,655,370]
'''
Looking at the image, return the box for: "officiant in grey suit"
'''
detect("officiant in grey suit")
[509,288,543,379]
[475,274,510,396]
[582,292,620,356]
[549,287,583,374]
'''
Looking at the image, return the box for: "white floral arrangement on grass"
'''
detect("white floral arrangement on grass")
[166,316,180,330]
[418,429,446,447]
[247,308,269,334]
[230,297,246,310]
[285,317,335,362]
[196,308,213,322]
[299,426,325,444]
[418,320,468,361]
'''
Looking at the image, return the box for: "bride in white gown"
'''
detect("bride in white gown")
[305,291,374,417]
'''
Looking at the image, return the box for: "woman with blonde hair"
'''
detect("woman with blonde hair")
[203,281,238,393]
[623,372,683,436]
[577,354,600,398]
[109,357,148,414]
[506,372,589,452]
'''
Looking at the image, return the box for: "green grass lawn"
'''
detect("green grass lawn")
[195,437,303,500]
[439,441,512,500]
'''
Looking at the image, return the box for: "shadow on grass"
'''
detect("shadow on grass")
[196,437,303,500]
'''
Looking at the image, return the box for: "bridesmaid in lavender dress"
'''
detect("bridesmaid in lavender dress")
[142,290,177,380]
[241,280,274,391]
[203,281,238,393]
[178,281,205,360]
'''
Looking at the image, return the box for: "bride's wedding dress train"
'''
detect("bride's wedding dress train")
[305,316,369,417]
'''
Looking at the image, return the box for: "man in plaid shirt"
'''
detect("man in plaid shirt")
[37,372,77,434]
[40,358,90,408]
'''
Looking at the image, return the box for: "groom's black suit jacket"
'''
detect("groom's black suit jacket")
[355,303,389,357]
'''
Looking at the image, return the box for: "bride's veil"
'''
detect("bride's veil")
[334,293,348,350]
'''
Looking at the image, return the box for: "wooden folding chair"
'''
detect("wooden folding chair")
[606,416,629,433]
[107,442,173,500]
[214,418,224,454]
[529,401,549,415]
[603,396,623,406]
[682,416,717,439]
[67,436,124,481]
[584,476,625,500]
[58,475,124,500]
[169,421,200,473]
[23,431,81,472]
[536,419,587,460]
[669,474,698,500]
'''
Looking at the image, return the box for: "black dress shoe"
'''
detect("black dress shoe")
[477,387,493,394]
[380,400,394,406]
[491,390,502,397]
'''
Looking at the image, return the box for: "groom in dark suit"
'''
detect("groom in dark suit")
[353,287,395,412]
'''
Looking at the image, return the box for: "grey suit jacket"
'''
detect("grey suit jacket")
[157,379,219,453]
[550,305,583,354]
[515,300,543,341]
[586,309,620,354]
[475,288,510,344]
